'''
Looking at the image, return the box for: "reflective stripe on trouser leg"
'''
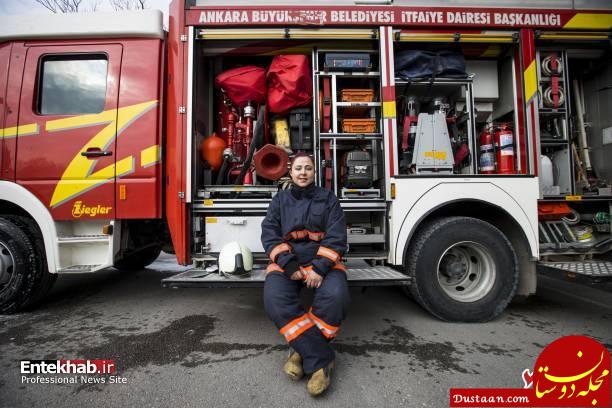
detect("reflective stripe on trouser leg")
[309,308,339,339]
[310,269,350,339]
[263,271,335,374]
[279,314,315,342]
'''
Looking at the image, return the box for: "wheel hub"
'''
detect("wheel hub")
[0,242,15,287]
[437,241,496,303]
[439,253,468,282]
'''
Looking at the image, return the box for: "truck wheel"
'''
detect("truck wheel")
[1,216,57,309]
[406,216,518,322]
[114,244,162,271]
[0,218,40,314]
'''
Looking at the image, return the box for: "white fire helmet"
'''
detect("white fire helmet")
[218,241,253,277]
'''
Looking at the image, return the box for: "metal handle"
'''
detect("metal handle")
[81,149,112,158]
[354,0,392,4]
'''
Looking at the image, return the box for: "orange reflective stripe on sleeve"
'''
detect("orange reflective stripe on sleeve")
[332,262,347,272]
[308,308,339,339]
[290,230,308,240]
[266,263,284,274]
[300,265,314,281]
[317,246,340,263]
[279,313,315,342]
[269,242,291,262]
[307,231,325,241]
[285,229,325,242]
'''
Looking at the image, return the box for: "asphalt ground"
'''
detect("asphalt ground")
[1,254,611,408]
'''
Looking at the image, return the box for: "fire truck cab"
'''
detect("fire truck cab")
[0,1,611,321]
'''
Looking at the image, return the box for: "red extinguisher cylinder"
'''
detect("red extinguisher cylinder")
[495,124,515,175]
[479,127,495,174]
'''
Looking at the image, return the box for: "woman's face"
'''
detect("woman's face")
[290,156,315,188]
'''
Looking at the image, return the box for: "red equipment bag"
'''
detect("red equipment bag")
[267,55,312,114]
[215,66,266,108]
[538,202,572,220]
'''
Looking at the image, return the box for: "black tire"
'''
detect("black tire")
[406,216,518,322]
[1,216,57,309]
[114,244,162,271]
[0,218,40,314]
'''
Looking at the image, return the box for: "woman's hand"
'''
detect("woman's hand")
[289,270,304,281]
[301,266,323,289]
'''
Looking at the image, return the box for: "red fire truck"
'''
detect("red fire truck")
[1,1,611,321]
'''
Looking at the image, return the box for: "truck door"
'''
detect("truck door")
[0,43,10,175]
[16,44,122,220]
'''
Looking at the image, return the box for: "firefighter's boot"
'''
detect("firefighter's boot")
[307,361,334,397]
[284,351,303,381]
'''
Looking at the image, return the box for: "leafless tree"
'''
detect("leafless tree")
[89,0,102,11]
[109,0,148,10]
[34,0,83,13]
[34,0,102,13]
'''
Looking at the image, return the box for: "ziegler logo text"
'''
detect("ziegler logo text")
[72,201,112,218]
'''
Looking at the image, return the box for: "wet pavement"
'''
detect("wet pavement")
[1,254,611,407]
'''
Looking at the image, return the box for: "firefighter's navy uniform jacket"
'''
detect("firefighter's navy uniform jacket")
[262,184,350,374]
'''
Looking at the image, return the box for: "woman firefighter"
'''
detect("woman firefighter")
[261,152,350,397]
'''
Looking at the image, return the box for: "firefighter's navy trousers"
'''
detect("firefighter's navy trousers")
[264,268,350,374]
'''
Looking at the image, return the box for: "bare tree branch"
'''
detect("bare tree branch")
[87,0,102,11]
[108,0,148,10]
[34,0,60,13]
[109,0,131,10]
[34,0,101,13]
[34,0,149,13]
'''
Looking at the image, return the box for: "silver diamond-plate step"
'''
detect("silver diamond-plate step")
[161,265,410,288]
[58,264,102,273]
[539,261,612,277]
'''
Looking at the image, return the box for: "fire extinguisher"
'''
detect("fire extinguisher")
[402,97,418,153]
[494,123,515,175]
[479,125,495,174]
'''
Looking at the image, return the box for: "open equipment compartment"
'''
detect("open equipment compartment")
[313,47,389,257]
[393,34,527,176]
[536,37,612,199]
[536,34,612,261]
[190,32,390,263]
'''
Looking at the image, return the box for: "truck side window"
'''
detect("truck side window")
[38,54,108,115]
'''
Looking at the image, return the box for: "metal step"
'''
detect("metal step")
[58,264,103,273]
[192,252,390,263]
[539,261,612,278]
[58,235,109,244]
[161,265,410,288]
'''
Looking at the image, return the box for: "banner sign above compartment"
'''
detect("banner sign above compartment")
[186,6,612,30]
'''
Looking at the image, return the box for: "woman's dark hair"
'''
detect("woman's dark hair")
[290,152,315,169]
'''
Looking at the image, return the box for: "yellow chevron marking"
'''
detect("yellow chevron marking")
[564,13,612,30]
[383,101,396,119]
[140,144,161,168]
[50,100,158,208]
[0,123,39,138]
[524,60,538,103]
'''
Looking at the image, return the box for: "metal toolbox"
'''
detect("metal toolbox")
[204,216,265,253]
